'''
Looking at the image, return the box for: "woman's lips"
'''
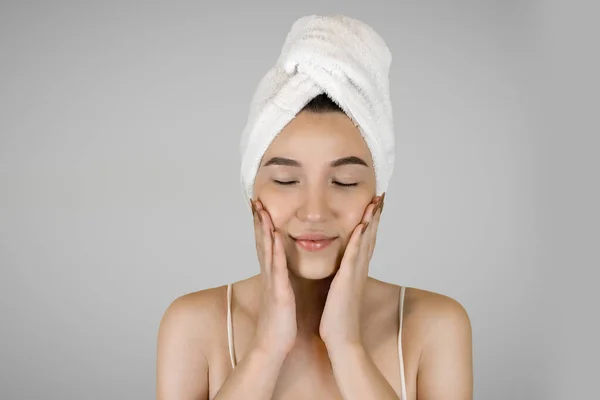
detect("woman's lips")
[292,234,337,252]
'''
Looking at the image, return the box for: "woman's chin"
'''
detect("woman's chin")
[288,261,338,280]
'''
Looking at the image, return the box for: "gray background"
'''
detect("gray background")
[1,1,597,399]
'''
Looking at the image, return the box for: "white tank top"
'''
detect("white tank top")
[226,283,407,399]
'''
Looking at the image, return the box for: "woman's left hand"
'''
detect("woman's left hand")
[319,193,385,351]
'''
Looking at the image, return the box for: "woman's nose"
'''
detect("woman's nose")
[297,187,329,222]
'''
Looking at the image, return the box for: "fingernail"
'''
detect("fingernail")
[373,200,381,216]
[257,209,263,222]
[250,199,256,215]
[361,222,369,234]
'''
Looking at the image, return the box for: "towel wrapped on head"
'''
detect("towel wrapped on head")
[240,14,395,201]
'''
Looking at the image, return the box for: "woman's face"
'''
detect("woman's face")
[253,110,377,280]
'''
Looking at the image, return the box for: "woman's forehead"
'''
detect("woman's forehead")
[264,112,373,161]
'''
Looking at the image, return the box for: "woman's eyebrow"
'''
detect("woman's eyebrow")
[262,156,368,167]
[263,157,301,167]
[330,156,368,167]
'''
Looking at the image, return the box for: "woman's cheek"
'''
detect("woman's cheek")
[257,188,293,227]
[333,194,370,223]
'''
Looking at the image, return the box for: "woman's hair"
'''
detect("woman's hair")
[301,93,344,114]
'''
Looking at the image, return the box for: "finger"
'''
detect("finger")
[272,230,290,296]
[368,194,385,223]
[272,230,284,274]
[251,200,272,279]
[362,195,385,261]
[361,196,382,224]
[256,200,277,274]
[339,222,366,279]
[258,208,274,277]
[368,193,385,239]
[360,199,376,222]
[256,199,275,235]
[368,200,383,237]
[251,200,264,253]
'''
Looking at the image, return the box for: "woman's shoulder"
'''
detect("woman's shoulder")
[163,284,227,312]
[406,286,469,319]
[158,284,230,346]
[386,283,473,395]
[368,278,471,334]
[159,275,259,332]
[157,285,235,398]
[158,275,263,333]
[395,283,472,370]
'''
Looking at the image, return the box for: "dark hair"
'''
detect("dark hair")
[301,93,345,113]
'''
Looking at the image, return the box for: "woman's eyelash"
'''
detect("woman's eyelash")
[273,180,358,187]
[273,180,298,185]
[334,181,358,187]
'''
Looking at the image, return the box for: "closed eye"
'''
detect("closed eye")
[334,181,358,187]
[273,180,358,187]
[273,180,298,186]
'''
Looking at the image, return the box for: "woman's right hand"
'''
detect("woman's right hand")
[250,199,297,360]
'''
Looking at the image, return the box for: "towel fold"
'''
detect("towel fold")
[240,14,395,201]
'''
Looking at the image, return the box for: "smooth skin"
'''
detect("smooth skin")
[156,111,473,399]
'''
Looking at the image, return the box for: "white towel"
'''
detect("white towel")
[240,14,395,201]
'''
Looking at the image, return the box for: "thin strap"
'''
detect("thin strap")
[226,283,236,368]
[398,286,407,400]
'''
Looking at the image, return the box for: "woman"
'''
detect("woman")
[157,15,472,400]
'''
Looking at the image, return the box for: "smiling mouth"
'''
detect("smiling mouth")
[291,236,338,252]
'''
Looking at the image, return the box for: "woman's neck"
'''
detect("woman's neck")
[288,272,334,339]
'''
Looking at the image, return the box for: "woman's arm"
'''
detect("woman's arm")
[327,343,401,400]
[417,296,473,400]
[156,292,288,400]
[212,346,287,399]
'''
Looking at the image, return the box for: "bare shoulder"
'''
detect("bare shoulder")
[156,285,228,400]
[369,279,473,397]
[399,285,472,353]
[404,286,473,398]
[367,278,472,356]
[158,285,227,341]
[363,278,471,325]
[405,286,471,328]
